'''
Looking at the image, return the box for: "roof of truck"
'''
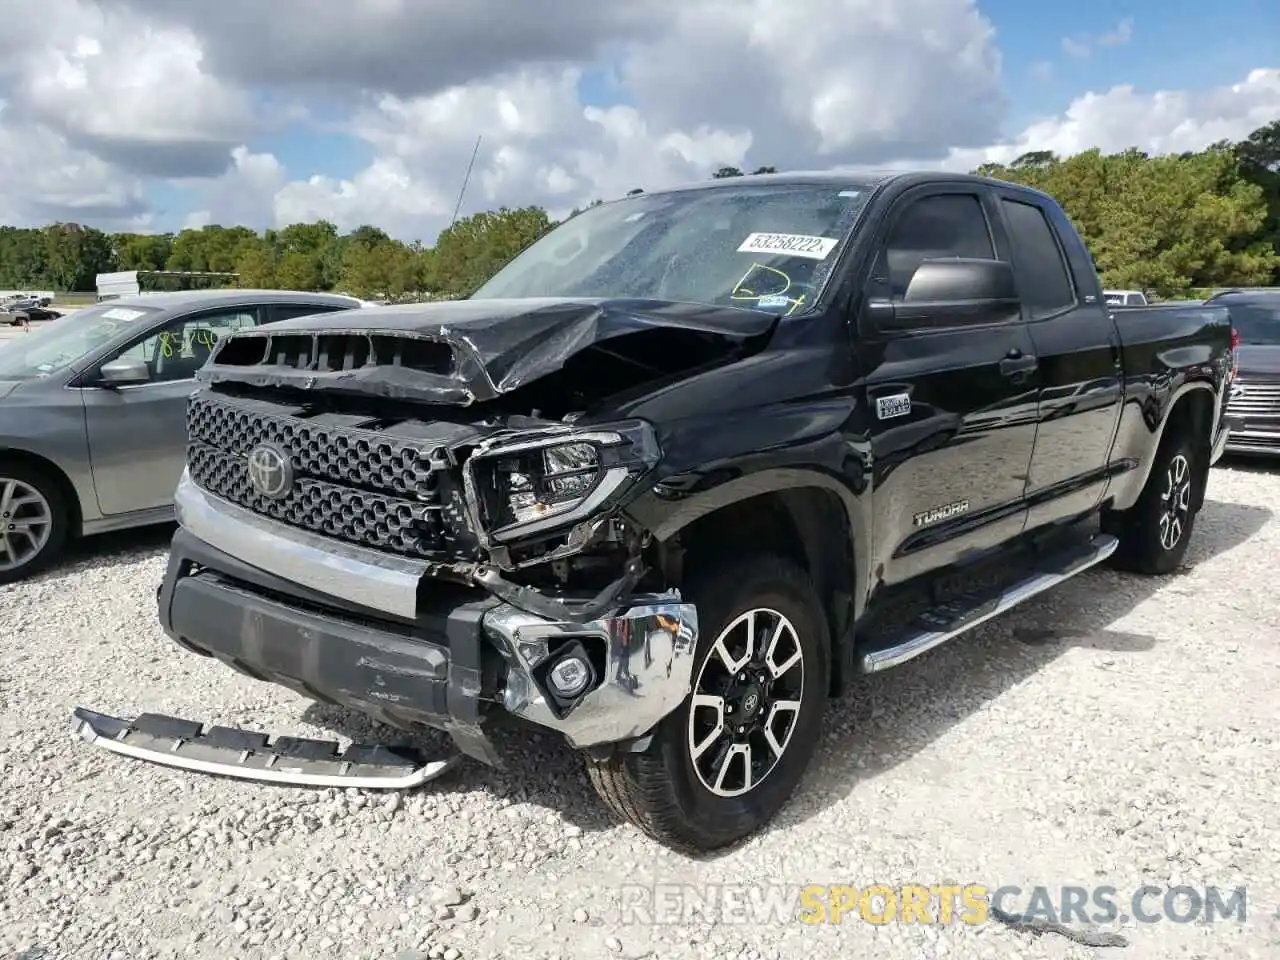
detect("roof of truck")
[636,169,1058,204]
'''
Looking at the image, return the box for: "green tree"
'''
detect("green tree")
[1232,120,1280,282]
[233,238,277,288]
[337,241,396,298]
[430,206,555,298]
[6,128,1280,296]
[980,143,1279,294]
[36,224,115,291]
[113,232,173,272]
[274,251,323,290]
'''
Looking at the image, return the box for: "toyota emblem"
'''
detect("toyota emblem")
[246,444,293,499]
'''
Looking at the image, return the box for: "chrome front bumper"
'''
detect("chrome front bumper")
[169,471,699,749]
[485,601,697,747]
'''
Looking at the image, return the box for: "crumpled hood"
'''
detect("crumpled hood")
[0,380,22,401]
[199,297,778,405]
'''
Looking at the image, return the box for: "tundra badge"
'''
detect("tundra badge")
[913,500,969,527]
[876,393,911,420]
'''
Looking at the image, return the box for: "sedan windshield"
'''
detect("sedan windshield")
[0,303,161,380]
[1226,301,1280,345]
[472,182,874,316]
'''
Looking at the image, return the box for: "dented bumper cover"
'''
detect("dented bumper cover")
[160,476,699,764]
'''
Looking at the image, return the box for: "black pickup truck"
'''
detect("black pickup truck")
[74,172,1238,853]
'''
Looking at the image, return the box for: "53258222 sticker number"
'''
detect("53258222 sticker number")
[737,232,838,261]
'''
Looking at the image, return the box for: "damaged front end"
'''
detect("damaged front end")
[147,298,770,766]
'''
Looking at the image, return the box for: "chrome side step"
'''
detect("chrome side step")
[70,708,459,789]
[860,533,1118,673]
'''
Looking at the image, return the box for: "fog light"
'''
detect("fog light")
[548,656,591,697]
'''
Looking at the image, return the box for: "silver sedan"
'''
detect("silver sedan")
[0,288,365,582]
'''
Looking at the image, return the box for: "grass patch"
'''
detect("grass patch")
[51,292,99,307]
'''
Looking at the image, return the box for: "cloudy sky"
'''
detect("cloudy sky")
[0,0,1276,244]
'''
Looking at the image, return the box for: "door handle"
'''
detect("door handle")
[1000,350,1038,378]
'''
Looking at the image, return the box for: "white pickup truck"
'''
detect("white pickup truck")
[1104,289,1148,306]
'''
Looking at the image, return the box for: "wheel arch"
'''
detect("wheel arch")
[0,447,84,537]
[644,470,867,697]
[1108,380,1217,514]
[1163,386,1215,511]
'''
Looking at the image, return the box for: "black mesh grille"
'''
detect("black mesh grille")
[185,393,444,558]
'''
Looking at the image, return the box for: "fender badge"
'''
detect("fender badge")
[913,500,970,527]
[876,393,911,420]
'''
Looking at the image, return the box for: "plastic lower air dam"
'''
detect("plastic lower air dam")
[69,707,459,789]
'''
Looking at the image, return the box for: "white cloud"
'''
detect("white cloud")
[224,63,1280,246]
[619,0,1005,166]
[1,0,255,179]
[180,146,287,230]
[0,0,1274,245]
[0,99,151,229]
[1099,18,1135,47]
[1062,17,1135,59]
[929,67,1280,171]
[199,0,1006,240]
[1062,37,1093,59]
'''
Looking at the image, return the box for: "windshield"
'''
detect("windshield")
[472,183,874,315]
[1228,301,1280,345]
[0,303,161,380]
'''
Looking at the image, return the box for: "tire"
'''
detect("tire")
[1104,431,1202,575]
[0,461,71,584]
[585,554,830,853]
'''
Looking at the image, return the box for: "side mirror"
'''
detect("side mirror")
[99,357,151,385]
[869,258,1022,330]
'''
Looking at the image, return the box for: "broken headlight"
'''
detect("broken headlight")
[465,421,660,542]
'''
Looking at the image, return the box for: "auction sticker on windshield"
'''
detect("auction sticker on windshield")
[737,232,838,260]
[100,308,148,321]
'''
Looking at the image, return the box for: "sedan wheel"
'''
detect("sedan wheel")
[0,466,69,583]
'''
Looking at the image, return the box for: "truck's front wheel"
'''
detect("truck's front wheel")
[585,554,830,853]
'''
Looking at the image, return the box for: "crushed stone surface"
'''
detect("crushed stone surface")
[2,458,1278,958]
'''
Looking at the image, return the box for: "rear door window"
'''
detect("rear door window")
[999,199,1076,318]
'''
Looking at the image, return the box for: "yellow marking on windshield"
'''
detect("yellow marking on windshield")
[730,262,792,300]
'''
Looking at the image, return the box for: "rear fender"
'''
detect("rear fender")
[1104,380,1217,513]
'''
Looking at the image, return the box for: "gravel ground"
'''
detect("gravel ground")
[2,459,1279,960]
